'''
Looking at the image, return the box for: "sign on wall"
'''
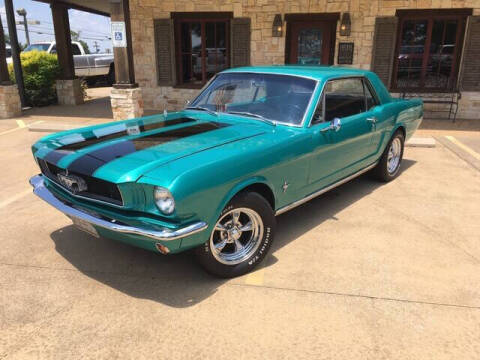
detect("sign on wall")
[337,42,354,65]
[111,21,127,48]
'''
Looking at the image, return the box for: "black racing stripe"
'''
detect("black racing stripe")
[44,149,72,164]
[42,117,196,165]
[67,122,230,176]
[61,117,196,151]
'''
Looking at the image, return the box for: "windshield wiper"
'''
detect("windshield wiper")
[185,106,217,116]
[226,111,276,126]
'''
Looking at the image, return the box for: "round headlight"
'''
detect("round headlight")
[154,187,175,214]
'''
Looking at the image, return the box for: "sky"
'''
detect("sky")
[0,0,112,53]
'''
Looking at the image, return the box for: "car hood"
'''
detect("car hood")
[33,112,268,183]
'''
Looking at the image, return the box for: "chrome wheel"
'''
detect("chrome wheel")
[387,137,402,174]
[210,208,264,265]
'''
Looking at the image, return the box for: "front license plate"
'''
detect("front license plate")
[71,217,99,238]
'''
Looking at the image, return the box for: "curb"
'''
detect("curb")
[406,137,436,148]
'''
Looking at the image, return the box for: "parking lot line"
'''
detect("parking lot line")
[244,267,265,286]
[445,136,480,161]
[0,120,43,136]
[0,189,32,209]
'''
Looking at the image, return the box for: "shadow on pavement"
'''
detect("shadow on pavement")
[24,95,113,120]
[50,159,416,307]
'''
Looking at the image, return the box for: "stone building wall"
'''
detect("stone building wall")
[128,0,480,118]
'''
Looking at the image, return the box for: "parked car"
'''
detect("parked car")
[29,66,423,278]
[7,41,115,84]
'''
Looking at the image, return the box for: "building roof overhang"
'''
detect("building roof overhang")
[33,0,110,17]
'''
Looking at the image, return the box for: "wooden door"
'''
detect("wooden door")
[289,21,332,65]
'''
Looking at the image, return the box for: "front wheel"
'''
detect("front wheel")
[195,192,275,278]
[373,130,405,182]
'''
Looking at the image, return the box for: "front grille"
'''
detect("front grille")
[37,158,124,206]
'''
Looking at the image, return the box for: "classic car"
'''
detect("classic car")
[30,66,423,278]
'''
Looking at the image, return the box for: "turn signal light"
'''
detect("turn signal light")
[155,243,170,254]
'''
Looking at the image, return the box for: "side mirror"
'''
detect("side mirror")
[321,117,342,132]
[332,117,341,131]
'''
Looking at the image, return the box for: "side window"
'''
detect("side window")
[324,78,365,122]
[311,93,324,125]
[363,79,379,111]
[72,44,81,55]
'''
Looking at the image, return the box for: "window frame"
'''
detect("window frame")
[309,76,379,127]
[172,13,232,89]
[391,10,469,92]
[72,43,82,56]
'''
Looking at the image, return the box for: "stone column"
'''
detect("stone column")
[110,87,143,120]
[56,79,84,105]
[0,84,21,118]
[109,0,143,120]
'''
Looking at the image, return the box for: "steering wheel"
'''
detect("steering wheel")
[284,103,304,123]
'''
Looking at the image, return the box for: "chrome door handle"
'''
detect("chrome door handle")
[366,117,377,123]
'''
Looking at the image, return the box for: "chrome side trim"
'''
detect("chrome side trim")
[275,162,377,215]
[29,175,208,242]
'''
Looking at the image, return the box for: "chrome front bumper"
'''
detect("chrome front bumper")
[29,175,208,242]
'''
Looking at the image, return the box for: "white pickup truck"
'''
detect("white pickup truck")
[7,41,115,84]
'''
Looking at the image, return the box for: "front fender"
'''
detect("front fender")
[214,176,276,223]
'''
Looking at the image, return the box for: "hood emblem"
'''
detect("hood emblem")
[282,180,289,193]
[57,172,88,194]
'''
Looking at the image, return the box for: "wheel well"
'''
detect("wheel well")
[238,183,275,210]
[395,125,406,139]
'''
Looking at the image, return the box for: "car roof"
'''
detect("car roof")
[222,65,371,81]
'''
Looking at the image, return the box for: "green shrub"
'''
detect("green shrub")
[8,50,60,106]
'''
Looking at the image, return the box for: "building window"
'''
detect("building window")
[393,11,468,91]
[175,16,230,87]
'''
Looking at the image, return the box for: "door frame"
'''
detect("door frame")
[284,13,340,65]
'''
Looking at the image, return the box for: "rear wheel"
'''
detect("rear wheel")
[373,130,405,182]
[195,192,275,278]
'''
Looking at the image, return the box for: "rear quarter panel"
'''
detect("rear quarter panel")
[366,72,423,147]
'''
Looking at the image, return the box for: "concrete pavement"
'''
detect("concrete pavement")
[0,112,480,358]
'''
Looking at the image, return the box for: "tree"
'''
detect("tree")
[70,30,90,54]
[78,40,90,54]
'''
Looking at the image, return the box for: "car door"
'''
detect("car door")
[308,77,375,187]
[362,77,387,157]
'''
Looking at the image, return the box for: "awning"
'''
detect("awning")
[33,0,110,17]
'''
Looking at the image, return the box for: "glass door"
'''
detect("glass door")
[289,22,332,65]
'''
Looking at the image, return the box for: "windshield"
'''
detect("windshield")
[189,72,317,125]
[24,44,50,52]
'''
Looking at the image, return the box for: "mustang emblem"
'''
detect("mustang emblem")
[57,173,88,194]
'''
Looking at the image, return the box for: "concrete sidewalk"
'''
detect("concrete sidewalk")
[0,109,479,358]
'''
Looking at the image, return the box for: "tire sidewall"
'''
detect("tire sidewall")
[380,131,405,181]
[196,192,275,278]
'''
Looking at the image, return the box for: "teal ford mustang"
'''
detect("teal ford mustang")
[30,66,423,277]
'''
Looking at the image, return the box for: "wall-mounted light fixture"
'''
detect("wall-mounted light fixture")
[339,12,351,36]
[272,14,283,37]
